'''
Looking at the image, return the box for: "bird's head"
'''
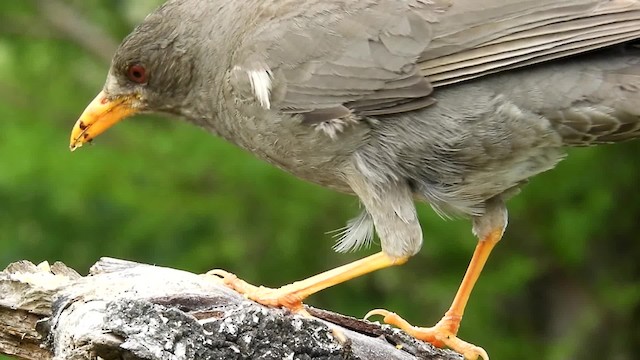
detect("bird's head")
[70,2,204,151]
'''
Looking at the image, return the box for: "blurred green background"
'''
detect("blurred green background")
[1,1,639,359]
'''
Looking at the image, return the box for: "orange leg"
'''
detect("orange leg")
[207,252,407,312]
[367,228,502,360]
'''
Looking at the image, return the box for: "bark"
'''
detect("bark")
[0,258,461,360]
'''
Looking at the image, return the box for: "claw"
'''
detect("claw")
[204,269,251,293]
[458,342,489,360]
[363,308,387,320]
[206,269,237,281]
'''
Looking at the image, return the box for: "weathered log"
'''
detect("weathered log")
[0,258,461,360]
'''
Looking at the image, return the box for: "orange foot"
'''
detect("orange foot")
[206,269,307,312]
[206,252,404,313]
[207,269,350,343]
[366,309,489,360]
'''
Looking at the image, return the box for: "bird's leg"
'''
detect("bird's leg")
[367,200,507,360]
[366,230,500,360]
[209,172,420,314]
[208,251,407,312]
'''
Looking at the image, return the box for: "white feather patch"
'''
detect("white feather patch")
[331,210,375,253]
[247,69,272,109]
[312,117,358,140]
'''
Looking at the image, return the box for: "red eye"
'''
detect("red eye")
[127,64,147,84]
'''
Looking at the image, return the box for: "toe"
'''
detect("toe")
[364,309,488,360]
[365,309,416,332]
[448,339,489,360]
[365,309,441,345]
[205,272,304,310]
[204,269,258,296]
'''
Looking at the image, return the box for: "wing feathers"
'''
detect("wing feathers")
[233,0,640,120]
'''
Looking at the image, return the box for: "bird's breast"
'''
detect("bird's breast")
[214,108,367,194]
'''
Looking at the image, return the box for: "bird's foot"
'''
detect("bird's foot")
[206,269,349,343]
[365,309,488,360]
[206,269,306,312]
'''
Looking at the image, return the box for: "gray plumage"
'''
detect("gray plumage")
[332,209,375,253]
[101,0,640,258]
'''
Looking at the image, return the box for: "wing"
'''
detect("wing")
[231,0,448,122]
[422,0,640,86]
[231,0,640,122]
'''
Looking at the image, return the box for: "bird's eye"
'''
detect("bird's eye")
[127,64,148,84]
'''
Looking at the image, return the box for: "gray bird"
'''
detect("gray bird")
[70,0,640,358]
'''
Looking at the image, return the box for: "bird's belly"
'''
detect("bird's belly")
[424,147,566,216]
[355,85,569,217]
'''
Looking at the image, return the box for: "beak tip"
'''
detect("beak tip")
[69,140,82,152]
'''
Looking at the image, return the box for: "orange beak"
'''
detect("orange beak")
[69,91,139,151]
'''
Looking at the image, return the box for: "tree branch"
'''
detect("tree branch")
[0,258,462,360]
[33,0,118,63]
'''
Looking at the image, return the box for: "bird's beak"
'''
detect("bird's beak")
[69,91,139,151]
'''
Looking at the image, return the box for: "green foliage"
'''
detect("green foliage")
[0,2,639,359]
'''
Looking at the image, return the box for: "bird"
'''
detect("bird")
[69,0,640,359]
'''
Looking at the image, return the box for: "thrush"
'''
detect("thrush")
[70,1,640,359]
